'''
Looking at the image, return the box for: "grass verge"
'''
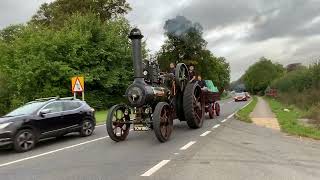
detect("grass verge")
[265,98,320,140]
[95,110,108,125]
[235,96,258,123]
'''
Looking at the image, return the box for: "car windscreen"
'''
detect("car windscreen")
[236,93,245,96]
[6,102,47,116]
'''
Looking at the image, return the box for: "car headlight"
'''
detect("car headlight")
[0,122,12,129]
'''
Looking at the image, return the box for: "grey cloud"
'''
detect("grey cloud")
[248,0,320,41]
[1,0,320,81]
[0,0,51,29]
[179,0,258,29]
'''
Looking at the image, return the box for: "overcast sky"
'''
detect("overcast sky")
[1,0,320,80]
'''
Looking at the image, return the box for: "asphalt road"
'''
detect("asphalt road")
[1,98,319,180]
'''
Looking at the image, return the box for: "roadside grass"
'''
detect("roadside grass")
[265,98,320,140]
[95,110,108,125]
[235,96,258,123]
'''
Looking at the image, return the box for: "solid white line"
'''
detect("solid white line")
[0,136,108,168]
[221,119,228,123]
[212,124,220,129]
[227,113,235,119]
[180,141,196,150]
[141,160,170,176]
[200,131,211,137]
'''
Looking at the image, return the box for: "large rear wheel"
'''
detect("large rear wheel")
[106,105,131,142]
[183,83,204,129]
[153,102,173,142]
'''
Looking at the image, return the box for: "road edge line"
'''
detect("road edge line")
[141,160,170,176]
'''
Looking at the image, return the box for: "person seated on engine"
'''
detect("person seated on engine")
[189,65,196,83]
[197,75,208,91]
[169,62,176,75]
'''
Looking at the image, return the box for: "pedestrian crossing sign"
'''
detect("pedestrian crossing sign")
[71,76,84,92]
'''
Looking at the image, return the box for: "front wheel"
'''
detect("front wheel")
[153,102,173,142]
[13,129,36,152]
[80,119,95,137]
[106,105,131,142]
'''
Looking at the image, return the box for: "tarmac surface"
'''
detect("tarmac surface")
[0,98,319,180]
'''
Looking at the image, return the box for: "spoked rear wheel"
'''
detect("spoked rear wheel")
[215,102,220,116]
[208,103,214,119]
[183,83,204,129]
[106,105,131,142]
[153,102,173,142]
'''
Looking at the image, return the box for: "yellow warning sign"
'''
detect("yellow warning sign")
[71,76,84,92]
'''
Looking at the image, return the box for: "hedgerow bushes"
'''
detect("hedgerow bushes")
[271,62,320,121]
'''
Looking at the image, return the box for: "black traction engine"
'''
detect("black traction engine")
[106,28,205,142]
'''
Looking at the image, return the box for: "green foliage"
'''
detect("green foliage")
[236,96,258,123]
[0,14,133,114]
[0,24,25,42]
[266,97,320,139]
[157,16,230,91]
[30,0,131,27]
[271,62,320,118]
[95,110,108,124]
[243,57,285,94]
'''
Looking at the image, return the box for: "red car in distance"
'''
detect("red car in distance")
[234,92,248,102]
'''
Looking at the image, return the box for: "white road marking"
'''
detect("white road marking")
[228,101,233,104]
[200,131,211,137]
[141,160,170,176]
[0,136,108,168]
[212,124,220,129]
[227,113,235,119]
[180,141,196,150]
[221,119,228,123]
[174,153,179,155]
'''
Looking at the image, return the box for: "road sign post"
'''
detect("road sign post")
[71,76,84,100]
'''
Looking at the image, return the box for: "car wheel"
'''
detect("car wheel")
[80,119,95,137]
[13,129,36,152]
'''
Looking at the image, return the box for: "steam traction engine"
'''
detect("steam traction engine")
[106,28,204,142]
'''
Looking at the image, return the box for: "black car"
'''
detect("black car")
[0,97,95,152]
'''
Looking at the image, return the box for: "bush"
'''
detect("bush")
[271,62,320,120]
[0,14,134,113]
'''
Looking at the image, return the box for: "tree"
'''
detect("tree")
[243,57,285,94]
[0,14,134,111]
[30,0,131,27]
[0,24,24,42]
[157,16,230,91]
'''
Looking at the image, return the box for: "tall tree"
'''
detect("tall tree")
[0,24,24,42]
[157,16,230,91]
[31,0,131,27]
[243,57,285,94]
[0,14,134,111]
